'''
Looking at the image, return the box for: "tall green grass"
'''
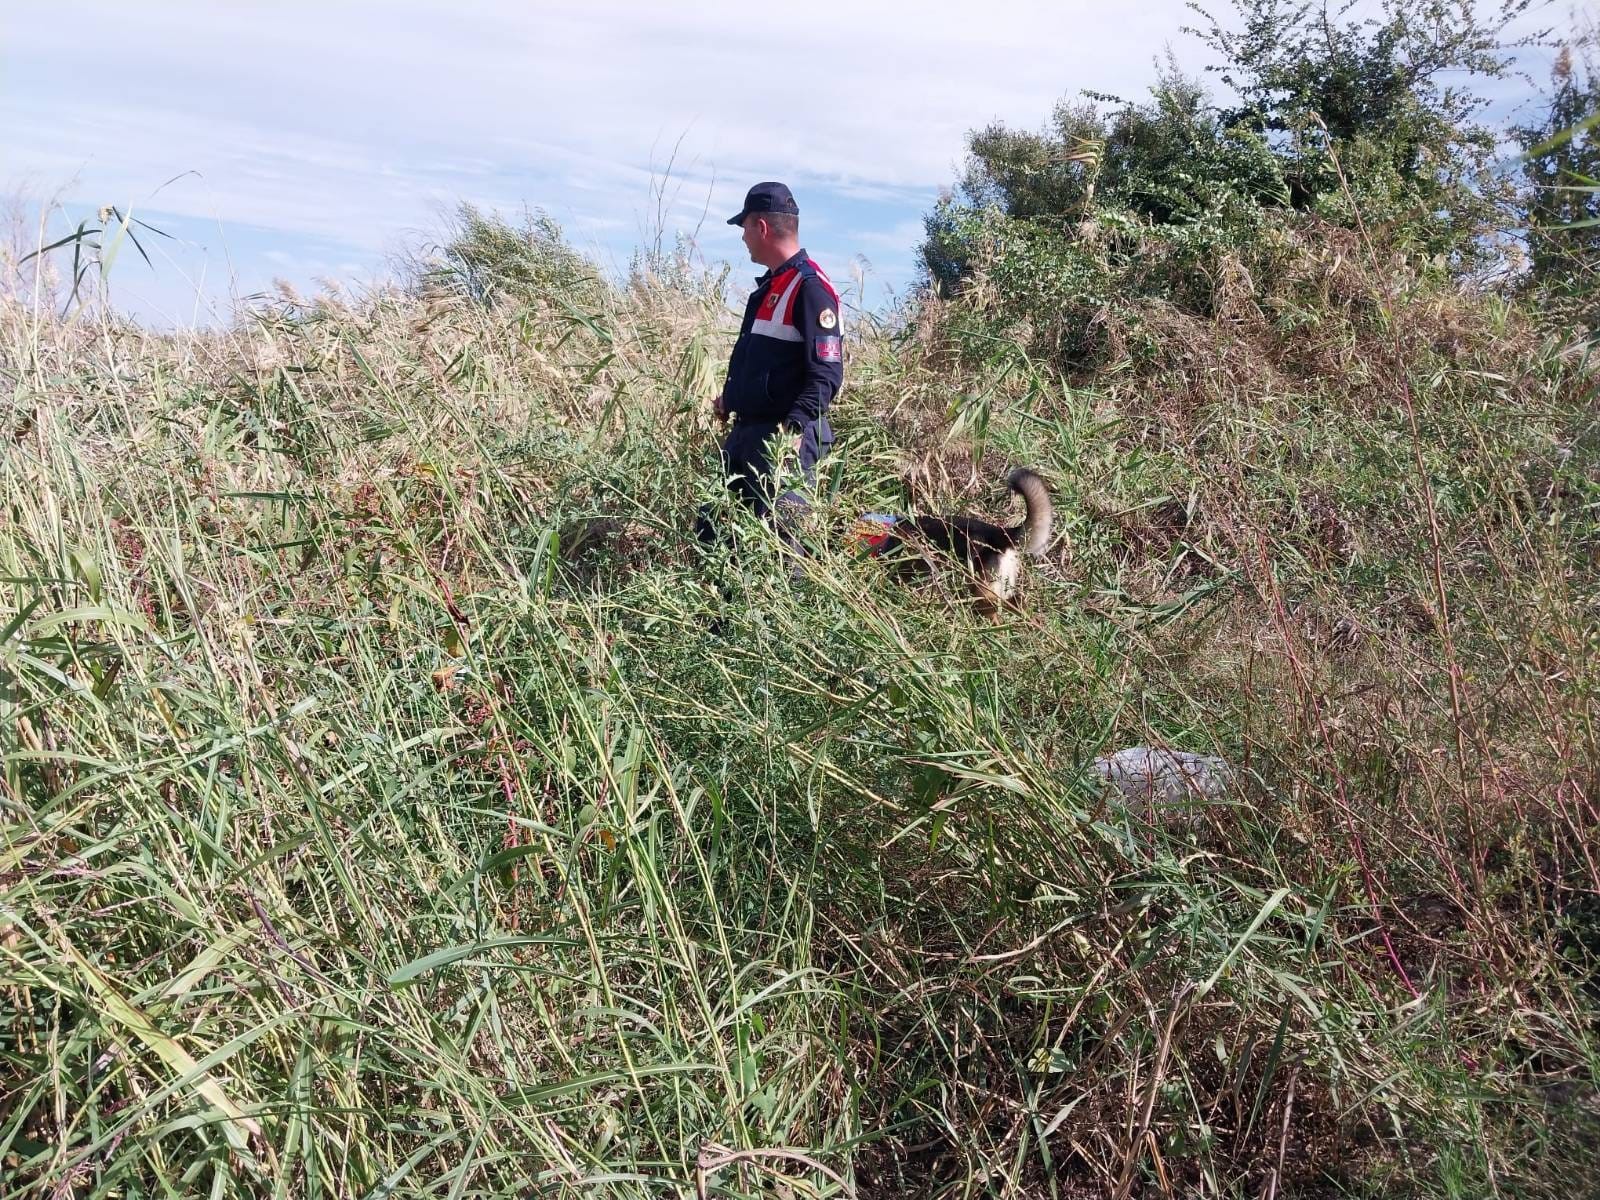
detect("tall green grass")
[2,220,1597,1197]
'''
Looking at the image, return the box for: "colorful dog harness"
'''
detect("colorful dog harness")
[851,513,900,553]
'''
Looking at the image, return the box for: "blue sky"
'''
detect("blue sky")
[3,1,1565,327]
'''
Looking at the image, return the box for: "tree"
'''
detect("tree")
[922,0,1545,300]
[1184,0,1543,260]
[1516,41,1600,318]
[920,64,1286,296]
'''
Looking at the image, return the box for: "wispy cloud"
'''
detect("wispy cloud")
[6,0,1209,320]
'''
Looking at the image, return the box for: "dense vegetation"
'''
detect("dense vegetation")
[3,3,1597,1196]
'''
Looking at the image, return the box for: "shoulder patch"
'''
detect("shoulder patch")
[818,308,837,330]
[815,336,842,362]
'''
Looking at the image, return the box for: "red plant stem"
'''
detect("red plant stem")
[1249,517,1422,1000]
[1320,120,1489,901]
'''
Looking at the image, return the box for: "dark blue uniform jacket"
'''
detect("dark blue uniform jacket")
[722,249,844,431]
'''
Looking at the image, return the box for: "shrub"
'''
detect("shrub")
[420,201,605,308]
[1516,41,1600,331]
[921,0,1540,371]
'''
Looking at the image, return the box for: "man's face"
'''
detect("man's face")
[740,215,765,263]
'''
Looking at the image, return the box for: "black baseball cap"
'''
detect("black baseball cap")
[727,181,799,226]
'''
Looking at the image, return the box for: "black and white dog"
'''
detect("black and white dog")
[854,469,1053,611]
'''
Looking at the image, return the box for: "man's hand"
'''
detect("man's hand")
[711,389,728,423]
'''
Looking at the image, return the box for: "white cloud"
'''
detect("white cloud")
[6,1,1198,225]
[18,0,1377,322]
[854,219,936,253]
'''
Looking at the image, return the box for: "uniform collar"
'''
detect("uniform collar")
[757,247,807,283]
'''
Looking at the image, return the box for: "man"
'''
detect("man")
[696,181,843,549]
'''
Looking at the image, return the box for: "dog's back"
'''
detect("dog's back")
[876,468,1053,609]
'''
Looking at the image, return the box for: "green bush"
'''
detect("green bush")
[922,0,1538,370]
[1516,42,1600,330]
[423,201,605,308]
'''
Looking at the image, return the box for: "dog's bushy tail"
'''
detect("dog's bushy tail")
[1007,469,1053,556]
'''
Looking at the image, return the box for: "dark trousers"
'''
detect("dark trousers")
[695,416,832,548]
